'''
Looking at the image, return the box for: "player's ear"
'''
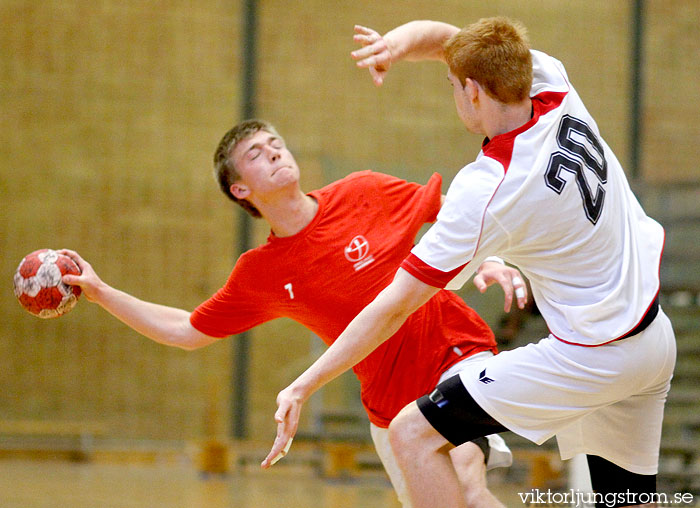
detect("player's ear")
[231,183,250,199]
[465,78,479,103]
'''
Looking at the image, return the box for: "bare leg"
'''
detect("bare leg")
[389,401,465,508]
[450,443,506,508]
[375,422,505,507]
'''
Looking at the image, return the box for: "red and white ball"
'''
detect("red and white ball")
[13,249,82,319]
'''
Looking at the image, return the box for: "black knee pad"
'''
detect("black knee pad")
[417,374,507,447]
[587,454,657,508]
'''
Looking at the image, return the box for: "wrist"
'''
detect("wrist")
[92,280,115,305]
[383,33,399,66]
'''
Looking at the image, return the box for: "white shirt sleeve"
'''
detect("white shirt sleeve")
[410,157,508,290]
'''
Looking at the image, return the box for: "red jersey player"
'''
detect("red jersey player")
[62,119,526,508]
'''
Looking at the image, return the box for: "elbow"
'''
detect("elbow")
[175,341,201,352]
[174,333,214,351]
[168,321,214,351]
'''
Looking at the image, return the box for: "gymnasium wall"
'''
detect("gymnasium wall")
[1,1,698,443]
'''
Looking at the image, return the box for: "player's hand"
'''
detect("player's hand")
[57,249,104,303]
[351,25,392,86]
[473,261,528,312]
[261,385,304,469]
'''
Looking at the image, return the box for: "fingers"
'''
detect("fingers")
[351,25,381,54]
[269,437,293,467]
[261,420,296,468]
[352,34,377,49]
[57,249,89,273]
[351,24,390,86]
[502,279,514,313]
[57,248,82,264]
[352,44,390,70]
[473,263,528,312]
[351,41,381,60]
[261,431,293,469]
[501,273,528,312]
[512,275,528,311]
[56,249,84,285]
[61,273,79,285]
[368,66,384,87]
[353,24,378,38]
[472,273,488,293]
[261,397,302,469]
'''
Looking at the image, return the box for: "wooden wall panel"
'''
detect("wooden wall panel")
[0,0,696,443]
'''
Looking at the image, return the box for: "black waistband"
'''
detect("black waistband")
[618,294,660,341]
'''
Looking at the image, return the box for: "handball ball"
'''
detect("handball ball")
[13,249,82,318]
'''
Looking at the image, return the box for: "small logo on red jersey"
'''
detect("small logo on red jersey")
[344,235,375,271]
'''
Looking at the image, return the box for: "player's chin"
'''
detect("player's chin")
[273,166,300,185]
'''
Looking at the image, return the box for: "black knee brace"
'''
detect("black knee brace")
[587,454,657,508]
[417,374,507,447]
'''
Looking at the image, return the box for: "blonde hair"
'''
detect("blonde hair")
[444,17,532,104]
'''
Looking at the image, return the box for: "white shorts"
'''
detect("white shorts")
[458,309,676,475]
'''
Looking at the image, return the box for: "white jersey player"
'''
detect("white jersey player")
[265,18,676,508]
[407,49,663,346]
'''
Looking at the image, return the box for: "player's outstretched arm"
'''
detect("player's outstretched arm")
[351,21,459,86]
[261,268,439,468]
[59,249,218,350]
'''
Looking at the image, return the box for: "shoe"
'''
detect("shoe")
[485,434,513,470]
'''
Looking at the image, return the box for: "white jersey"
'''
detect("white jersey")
[401,50,664,346]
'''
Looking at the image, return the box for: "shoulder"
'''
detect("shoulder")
[442,159,505,218]
[330,170,402,187]
[227,242,275,281]
[318,170,417,198]
[314,170,376,196]
[531,49,570,95]
[451,158,505,195]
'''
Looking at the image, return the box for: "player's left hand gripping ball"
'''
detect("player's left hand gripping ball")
[13,249,82,318]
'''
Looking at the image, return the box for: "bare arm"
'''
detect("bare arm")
[351,21,460,85]
[262,268,439,467]
[59,249,218,350]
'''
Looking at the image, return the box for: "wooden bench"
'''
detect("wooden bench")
[0,419,108,462]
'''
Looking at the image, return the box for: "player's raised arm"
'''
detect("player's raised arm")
[59,249,218,350]
[351,21,459,86]
[262,268,439,468]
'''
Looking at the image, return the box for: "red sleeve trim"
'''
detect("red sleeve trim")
[400,253,467,289]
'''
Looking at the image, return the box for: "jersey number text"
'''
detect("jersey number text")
[284,283,295,299]
[545,115,608,224]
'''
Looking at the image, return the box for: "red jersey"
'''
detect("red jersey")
[190,171,496,427]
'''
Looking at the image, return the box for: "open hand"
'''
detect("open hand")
[351,25,392,86]
[261,385,305,468]
[473,261,528,312]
